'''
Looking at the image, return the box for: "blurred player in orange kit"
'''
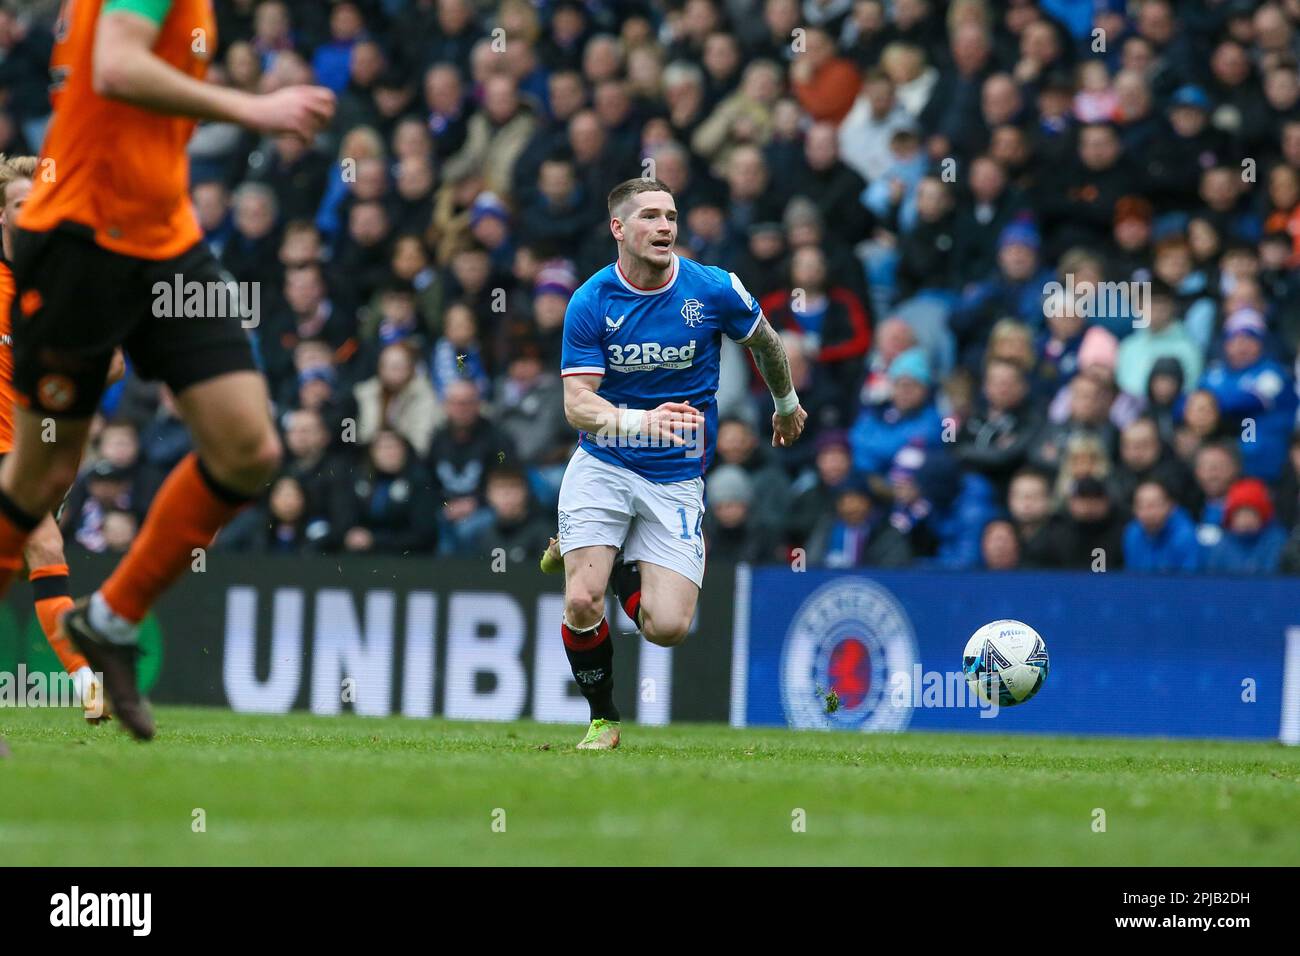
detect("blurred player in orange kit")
[0,0,334,740]
[0,154,106,723]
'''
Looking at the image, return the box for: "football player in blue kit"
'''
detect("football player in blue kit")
[542,177,807,749]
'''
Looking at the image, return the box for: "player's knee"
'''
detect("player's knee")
[642,614,691,647]
[564,590,605,629]
[210,428,282,492]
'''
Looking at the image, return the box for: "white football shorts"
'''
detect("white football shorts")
[556,446,706,587]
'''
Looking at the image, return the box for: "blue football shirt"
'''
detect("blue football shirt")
[560,254,764,482]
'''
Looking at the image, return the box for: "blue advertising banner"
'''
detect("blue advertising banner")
[736,568,1300,741]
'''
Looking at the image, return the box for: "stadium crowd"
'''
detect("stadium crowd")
[4,0,1300,574]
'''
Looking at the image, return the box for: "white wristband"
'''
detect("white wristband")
[774,389,800,416]
[618,408,645,438]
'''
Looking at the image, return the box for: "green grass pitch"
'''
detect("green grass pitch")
[2,706,1298,865]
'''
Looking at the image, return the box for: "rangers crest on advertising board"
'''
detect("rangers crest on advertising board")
[780,578,918,732]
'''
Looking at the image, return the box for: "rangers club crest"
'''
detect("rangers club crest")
[681,298,704,327]
[780,578,918,732]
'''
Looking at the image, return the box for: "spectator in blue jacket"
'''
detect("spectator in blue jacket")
[1199,478,1287,574]
[948,221,1053,370]
[1197,308,1299,481]
[849,347,944,475]
[1123,480,1200,572]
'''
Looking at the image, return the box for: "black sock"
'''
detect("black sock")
[561,618,619,721]
[610,553,642,629]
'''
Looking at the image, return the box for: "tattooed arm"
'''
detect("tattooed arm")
[740,317,808,447]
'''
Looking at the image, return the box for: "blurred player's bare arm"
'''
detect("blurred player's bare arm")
[94,9,333,136]
[740,317,808,447]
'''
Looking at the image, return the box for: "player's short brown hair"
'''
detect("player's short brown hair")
[0,153,36,211]
[607,177,673,219]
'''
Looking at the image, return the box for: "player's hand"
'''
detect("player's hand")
[245,85,336,138]
[644,400,704,447]
[772,404,807,448]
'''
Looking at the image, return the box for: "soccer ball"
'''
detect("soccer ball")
[962,620,1050,706]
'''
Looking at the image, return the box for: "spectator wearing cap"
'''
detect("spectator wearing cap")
[1144,355,1187,444]
[789,26,862,125]
[888,442,997,570]
[467,190,517,273]
[859,317,919,409]
[1198,307,1299,480]
[294,360,350,438]
[1143,85,1235,212]
[1123,479,1200,573]
[355,341,443,459]
[1107,195,1154,282]
[63,458,144,555]
[837,69,915,183]
[531,260,579,365]
[949,221,1052,371]
[714,415,792,541]
[1048,325,1143,431]
[1199,478,1287,574]
[807,473,911,569]
[702,464,781,564]
[849,347,943,477]
[1064,475,1125,569]
[1116,287,1203,398]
